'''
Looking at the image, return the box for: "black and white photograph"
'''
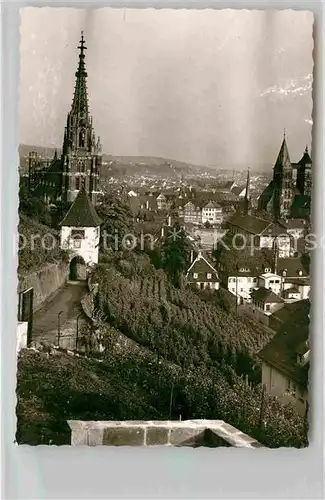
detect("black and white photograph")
[16,7,313,448]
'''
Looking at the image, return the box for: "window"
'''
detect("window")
[71,229,85,239]
[207,273,212,279]
[79,129,85,148]
[265,304,271,312]
[193,273,198,279]
[75,176,80,190]
[264,268,271,273]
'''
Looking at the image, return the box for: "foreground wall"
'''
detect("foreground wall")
[68,420,263,448]
[18,261,69,311]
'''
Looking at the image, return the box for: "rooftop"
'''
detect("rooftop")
[251,287,284,304]
[60,187,102,227]
[258,300,310,388]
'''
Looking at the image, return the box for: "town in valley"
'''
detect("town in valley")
[16,29,311,448]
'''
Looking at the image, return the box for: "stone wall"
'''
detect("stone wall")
[18,261,69,311]
[68,420,263,448]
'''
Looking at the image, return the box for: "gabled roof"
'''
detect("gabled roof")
[280,218,307,230]
[251,287,283,303]
[60,187,102,227]
[258,300,310,388]
[276,257,308,278]
[231,185,246,197]
[186,253,220,282]
[203,200,222,209]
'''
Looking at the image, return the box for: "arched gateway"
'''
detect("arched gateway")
[69,255,87,281]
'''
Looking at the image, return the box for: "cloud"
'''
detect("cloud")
[260,74,312,100]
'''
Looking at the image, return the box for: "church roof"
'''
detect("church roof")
[60,187,102,227]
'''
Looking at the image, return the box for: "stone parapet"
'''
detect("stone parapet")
[68,420,263,448]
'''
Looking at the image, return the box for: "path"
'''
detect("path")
[32,281,88,344]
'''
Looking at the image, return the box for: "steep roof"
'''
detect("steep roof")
[251,287,283,304]
[60,187,102,227]
[258,300,310,388]
[228,214,272,235]
[232,185,246,197]
[186,253,220,283]
[276,257,308,278]
[274,136,291,171]
[298,146,312,167]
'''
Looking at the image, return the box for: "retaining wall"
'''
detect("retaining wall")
[18,261,69,311]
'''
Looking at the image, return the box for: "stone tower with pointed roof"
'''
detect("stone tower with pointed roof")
[258,134,293,219]
[60,186,102,269]
[61,32,102,203]
[272,134,293,219]
[296,146,312,197]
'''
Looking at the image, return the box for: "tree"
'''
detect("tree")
[19,183,52,227]
[160,222,192,286]
[96,192,135,253]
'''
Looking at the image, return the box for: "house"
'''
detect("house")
[201,201,223,225]
[156,192,168,210]
[186,252,220,290]
[258,300,309,415]
[60,186,102,280]
[257,272,283,296]
[250,287,284,316]
[228,214,291,257]
[280,218,308,240]
[276,257,310,300]
[217,247,274,303]
[183,201,202,224]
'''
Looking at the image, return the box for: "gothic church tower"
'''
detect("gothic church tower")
[272,133,293,219]
[61,32,102,203]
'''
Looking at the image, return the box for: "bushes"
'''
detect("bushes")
[16,344,307,447]
[18,214,69,274]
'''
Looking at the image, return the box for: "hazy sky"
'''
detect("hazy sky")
[19,8,313,169]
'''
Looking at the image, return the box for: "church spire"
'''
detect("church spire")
[71,31,89,118]
[274,132,291,172]
[243,167,251,215]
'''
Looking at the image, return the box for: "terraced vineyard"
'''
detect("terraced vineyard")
[93,259,273,378]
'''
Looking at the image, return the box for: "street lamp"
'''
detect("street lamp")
[57,310,64,347]
[76,312,83,351]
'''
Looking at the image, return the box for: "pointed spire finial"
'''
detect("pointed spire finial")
[305,145,308,153]
[283,128,286,139]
